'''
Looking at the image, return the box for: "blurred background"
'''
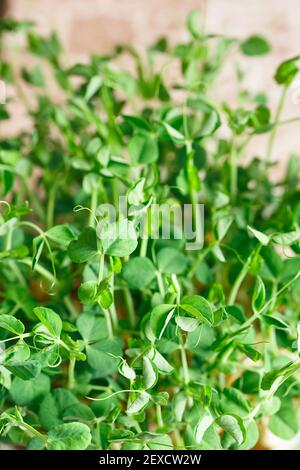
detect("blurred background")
[1,0,300,174]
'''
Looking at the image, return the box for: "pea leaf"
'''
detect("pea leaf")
[5,360,41,380]
[45,224,76,246]
[47,422,91,450]
[68,227,98,263]
[128,133,158,164]
[126,391,150,415]
[10,373,51,405]
[247,226,270,246]
[150,304,175,339]
[157,248,188,274]
[0,315,25,335]
[122,257,156,289]
[217,414,245,446]
[33,307,62,337]
[241,35,271,56]
[143,356,157,389]
[180,295,214,326]
[251,276,265,313]
[274,56,300,85]
[195,415,214,444]
[100,220,138,257]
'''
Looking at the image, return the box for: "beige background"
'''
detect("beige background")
[3,0,300,173]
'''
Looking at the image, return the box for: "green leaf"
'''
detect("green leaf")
[123,114,152,132]
[240,35,271,56]
[143,356,157,389]
[77,313,108,343]
[0,314,25,335]
[175,316,199,332]
[162,122,186,144]
[33,307,62,337]
[173,392,187,422]
[186,10,203,39]
[272,229,300,246]
[180,295,214,326]
[10,373,51,405]
[128,133,158,164]
[5,360,41,380]
[47,422,91,450]
[269,397,299,440]
[195,415,214,444]
[251,276,265,313]
[126,391,150,415]
[46,224,76,246]
[68,227,98,263]
[150,304,175,339]
[217,414,245,446]
[220,388,251,417]
[263,314,289,330]
[247,226,270,246]
[238,344,261,361]
[78,281,97,305]
[84,76,102,101]
[119,361,136,381]
[122,257,156,289]
[157,248,188,274]
[274,56,300,85]
[100,219,138,257]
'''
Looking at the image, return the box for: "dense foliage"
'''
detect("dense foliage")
[0,12,300,450]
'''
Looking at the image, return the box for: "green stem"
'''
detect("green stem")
[64,296,78,320]
[242,269,300,330]
[109,271,118,330]
[156,271,165,299]
[227,246,261,305]
[123,286,136,328]
[266,85,288,162]
[46,183,57,229]
[18,421,48,445]
[103,308,114,339]
[68,356,76,389]
[89,186,98,228]
[230,136,237,202]
[156,404,163,429]
[180,343,190,386]
[18,258,56,284]
[98,252,105,284]
[140,235,148,257]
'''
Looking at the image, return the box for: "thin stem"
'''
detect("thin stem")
[18,421,48,445]
[18,258,56,284]
[98,252,105,284]
[156,404,163,429]
[230,136,237,202]
[156,271,166,299]
[180,344,190,386]
[109,271,118,330]
[63,296,78,320]
[46,183,58,229]
[123,286,136,328]
[89,186,98,228]
[227,246,261,305]
[103,308,114,340]
[140,235,148,257]
[68,356,76,389]
[266,85,288,162]
[242,269,300,329]
[188,244,212,280]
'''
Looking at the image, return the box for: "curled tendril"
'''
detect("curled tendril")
[73,204,98,226]
[0,200,11,214]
